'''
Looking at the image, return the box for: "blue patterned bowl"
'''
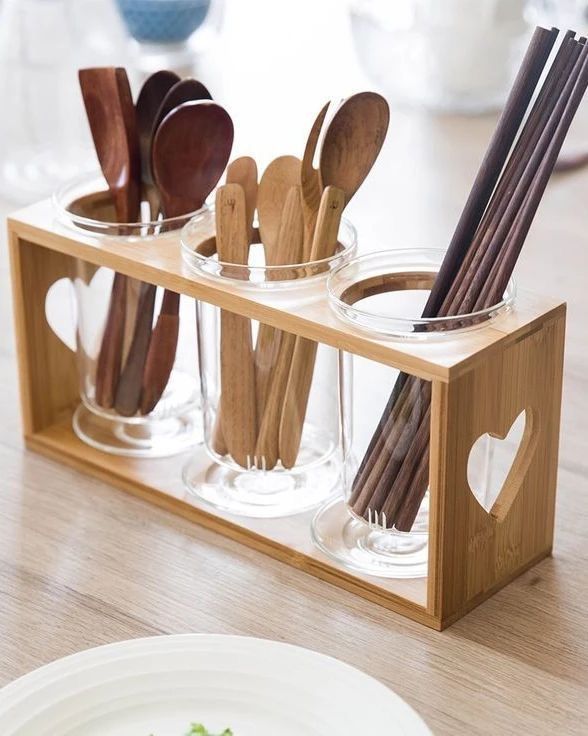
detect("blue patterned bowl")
[116,0,211,44]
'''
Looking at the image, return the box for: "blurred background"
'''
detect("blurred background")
[1,0,587,206]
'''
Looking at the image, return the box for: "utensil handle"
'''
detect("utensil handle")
[277,186,344,467]
[139,289,180,415]
[114,282,157,416]
[94,271,127,408]
[215,185,257,467]
[255,330,296,469]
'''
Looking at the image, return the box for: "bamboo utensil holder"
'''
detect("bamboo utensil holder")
[7,196,565,630]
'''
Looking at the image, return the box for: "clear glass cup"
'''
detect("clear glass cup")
[51,173,203,457]
[181,211,357,518]
[312,249,516,578]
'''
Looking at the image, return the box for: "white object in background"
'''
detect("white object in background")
[0,634,431,735]
[0,0,127,204]
[350,0,530,113]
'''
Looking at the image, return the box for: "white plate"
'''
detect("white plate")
[0,635,431,735]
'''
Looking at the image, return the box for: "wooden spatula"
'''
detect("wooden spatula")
[78,67,140,409]
[255,185,304,469]
[216,184,257,467]
[278,186,345,469]
[211,156,258,455]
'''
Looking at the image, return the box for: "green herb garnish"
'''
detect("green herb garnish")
[185,725,233,736]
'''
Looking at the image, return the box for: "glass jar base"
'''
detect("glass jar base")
[183,455,341,519]
[73,403,202,458]
[311,498,428,578]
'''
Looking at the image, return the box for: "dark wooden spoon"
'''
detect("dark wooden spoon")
[151,78,212,145]
[136,70,180,218]
[139,100,234,415]
[78,67,140,409]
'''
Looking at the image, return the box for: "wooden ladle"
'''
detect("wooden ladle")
[78,67,141,409]
[139,100,234,415]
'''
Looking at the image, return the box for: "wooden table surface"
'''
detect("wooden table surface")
[1,2,587,733]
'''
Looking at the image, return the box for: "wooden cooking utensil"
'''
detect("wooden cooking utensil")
[123,100,233,416]
[255,185,304,469]
[216,184,257,467]
[135,70,180,219]
[152,78,212,142]
[211,156,259,454]
[257,155,301,252]
[319,91,389,204]
[253,156,302,432]
[278,186,345,468]
[227,157,258,242]
[275,93,389,466]
[300,103,329,260]
[78,67,141,409]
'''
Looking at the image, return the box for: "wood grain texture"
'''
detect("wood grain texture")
[7,199,564,383]
[279,186,345,467]
[215,185,257,467]
[2,77,588,736]
[255,185,304,467]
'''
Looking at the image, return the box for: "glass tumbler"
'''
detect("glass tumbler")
[51,173,203,457]
[312,249,516,577]
[180,212,357,518]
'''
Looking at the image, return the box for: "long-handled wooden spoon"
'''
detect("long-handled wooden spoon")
[121,72,180,372]
[78,67,140,409]
[136,70,180,218]
[216,184,257,467]
[139,101,233,415]
[255,185,304,470]
[278,92,389,467]
[254,156,302,427]
[152,78,212,144]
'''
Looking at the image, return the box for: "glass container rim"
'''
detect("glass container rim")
[327,248,516,336]
[52,171,209,232]
[181,207,358,286]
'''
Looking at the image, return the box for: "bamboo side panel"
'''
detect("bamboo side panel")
[429,308,565,626]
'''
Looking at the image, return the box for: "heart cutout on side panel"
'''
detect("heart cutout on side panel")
[467,408,540,522]
[44,267,113,356]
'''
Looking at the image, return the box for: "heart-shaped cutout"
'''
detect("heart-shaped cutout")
[45,267,113,357]
[467,408,539,521]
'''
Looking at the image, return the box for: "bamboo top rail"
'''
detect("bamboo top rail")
[8,198,565,383]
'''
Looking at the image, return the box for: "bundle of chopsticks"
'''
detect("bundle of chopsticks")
[350,27,588,532]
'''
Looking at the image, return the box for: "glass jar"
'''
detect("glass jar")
[312,249,516,577]
[181,212,357,518]
[51,173,203,456]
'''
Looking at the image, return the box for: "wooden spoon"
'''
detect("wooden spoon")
[117,101,233,414]
[216,184,257,468]
[276,93,389,466]
[278,186,345,468]
[257,155,301,252]
[136,70,180,218]
[152,78,212,141]
[78,67,140,409]
[319,91,389,204]
[255,186,304,470]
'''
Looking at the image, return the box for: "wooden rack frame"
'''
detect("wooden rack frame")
[7,198,566,630]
